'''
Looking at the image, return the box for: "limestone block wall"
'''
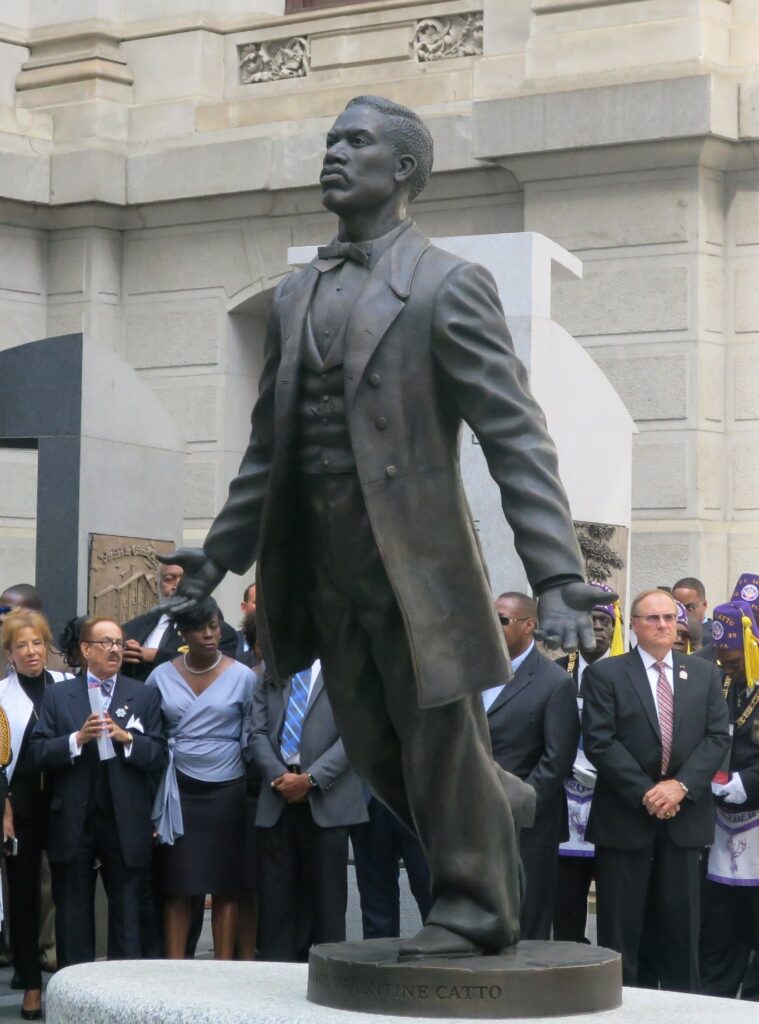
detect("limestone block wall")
[4,0,759,613]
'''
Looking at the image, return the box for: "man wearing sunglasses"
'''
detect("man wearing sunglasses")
[483,593,577,941]
[582,588,729,992]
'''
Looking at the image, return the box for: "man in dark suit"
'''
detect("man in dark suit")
[700,601,759,1000]
[672,576,712,650]
[121,563,237,681]
[249,660,368,961]
[582,588,730,991]
[30,617,167,966]
[483,592,578,940]
[161,95,604,958]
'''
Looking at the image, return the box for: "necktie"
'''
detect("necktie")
[316,241,372,268]
[654,661,674,775]
[280,671,310,762]
[100,679,114,698]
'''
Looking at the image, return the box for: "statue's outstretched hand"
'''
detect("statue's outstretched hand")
[535,581,619,653]
[156,549,226,614]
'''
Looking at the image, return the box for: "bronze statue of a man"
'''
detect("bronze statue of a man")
[164,96,602,959]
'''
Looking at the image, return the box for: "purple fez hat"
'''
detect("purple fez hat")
[711,601,759,650]
[731,573,759,619]
[588,581,615,620]
[674,601,689,632]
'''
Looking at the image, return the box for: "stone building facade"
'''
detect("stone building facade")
[0,0,758,612]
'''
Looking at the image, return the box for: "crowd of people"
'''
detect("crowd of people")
[0,564,756,1018]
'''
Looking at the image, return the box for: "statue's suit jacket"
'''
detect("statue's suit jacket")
[204,224,584,708]
[582,649,730,850]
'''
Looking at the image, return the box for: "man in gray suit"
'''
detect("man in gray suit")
[162,95,603,959]
[249,660,367,961]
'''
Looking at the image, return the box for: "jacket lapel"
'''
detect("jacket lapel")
[304,670,323,720]
[274,267,318,427]
[487,646,538,715]
[108,675,133,721]
[627,650,661,740]
[70,676,93,729]
[344,226,430,408]
[273,678,291,742]
[671,652,688,749]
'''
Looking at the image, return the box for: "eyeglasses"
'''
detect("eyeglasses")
[498,615,531,626]
[82,638,126,651]
[631,614,677,625]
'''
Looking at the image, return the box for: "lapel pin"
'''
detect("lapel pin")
[678,669,688,680]
[115,707,127,718]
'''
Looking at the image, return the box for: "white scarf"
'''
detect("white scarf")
[0,668,71,783]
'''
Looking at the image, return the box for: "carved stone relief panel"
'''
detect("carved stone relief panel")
[239,37,310,84]
[413,13,484,62]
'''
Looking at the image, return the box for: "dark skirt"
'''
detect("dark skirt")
[161,771,245,896]
[241,764,262,892]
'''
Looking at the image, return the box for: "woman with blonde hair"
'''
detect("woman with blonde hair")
[1,609,69,1020]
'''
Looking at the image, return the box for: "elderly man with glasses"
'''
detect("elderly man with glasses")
[30,616,167,968]
[581,588,730,993]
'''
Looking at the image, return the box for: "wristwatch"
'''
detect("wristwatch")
[125,731,134,746]
[307,773,318,788]
[677,780,688,796]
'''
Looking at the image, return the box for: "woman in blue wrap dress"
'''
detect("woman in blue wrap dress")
[148,596,254,959]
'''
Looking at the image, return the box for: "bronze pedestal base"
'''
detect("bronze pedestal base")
[308,939,622,1019]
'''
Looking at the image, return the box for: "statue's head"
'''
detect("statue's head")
[320,95,434,217]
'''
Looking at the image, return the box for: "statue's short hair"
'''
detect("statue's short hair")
[345,95,433,201]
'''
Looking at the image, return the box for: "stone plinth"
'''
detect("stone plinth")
[45,960,759,1023]
[308,939,621,1017]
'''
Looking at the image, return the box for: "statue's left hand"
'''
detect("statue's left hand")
[535,581,618,652]
[156,548,226,614]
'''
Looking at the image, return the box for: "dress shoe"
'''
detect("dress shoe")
[397,925,484,962]
[21,988,42,1020]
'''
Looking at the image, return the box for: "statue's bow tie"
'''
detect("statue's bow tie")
[316,241,372,268]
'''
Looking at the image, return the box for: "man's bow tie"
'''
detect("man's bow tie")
[316,241,372,268]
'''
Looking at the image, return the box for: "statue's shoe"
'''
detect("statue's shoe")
[397,925,484,962]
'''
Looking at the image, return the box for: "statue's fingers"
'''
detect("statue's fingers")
[562,623,579,653]
[579,622,597,652]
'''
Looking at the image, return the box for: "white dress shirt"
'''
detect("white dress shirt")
[482,641,535,712]
[69,672,132,758]
[144,613,171,650]
[637,647,674,723]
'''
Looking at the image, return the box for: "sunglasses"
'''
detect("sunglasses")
[0,606,13,616]
[498,615,531,626]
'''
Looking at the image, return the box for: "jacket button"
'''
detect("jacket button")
[375,416,388,430]
[385,465,397,478]
[369,373,381,387]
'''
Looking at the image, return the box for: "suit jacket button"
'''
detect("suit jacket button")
[385,465,397,478]
[375,416,388,430]
[369,373,381,387]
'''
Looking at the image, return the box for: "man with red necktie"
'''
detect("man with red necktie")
[582,588,729,992]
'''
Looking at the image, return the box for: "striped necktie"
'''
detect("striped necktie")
[280,671,310,762]
[654,661,674,775]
